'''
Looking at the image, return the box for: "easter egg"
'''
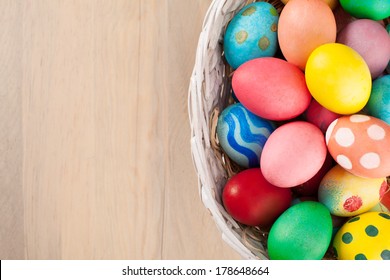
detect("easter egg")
[365,75,390,125]
[223,2,279,69]
[387,24,390,74]
[334,4,355,33]
[222,168,292,227]
[217,103,275,168]
[281,0,339,10]
[267,201,333,260]
[337,19,390,79]
[304,99,341,134]
[232,57,311,121]
[318,165,386,217]
[306,43,372,115]
[261,121,327,188]
[333,212,390,260]
[326,115,390,178]
[278,0,336,70]
[339,0,390,21]
[293,152,333,196]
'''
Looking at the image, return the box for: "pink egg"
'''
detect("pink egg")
[232,57,311,121]
[337,19,390,79]
[304,99,341,133]
[261,121,327,188]
[326,114,390,178]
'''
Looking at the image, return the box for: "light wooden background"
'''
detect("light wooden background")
[0,0,240,260]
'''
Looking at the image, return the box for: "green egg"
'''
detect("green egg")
[340,0,390,21]
[267,201,333,260]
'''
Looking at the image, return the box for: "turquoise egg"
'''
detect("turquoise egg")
[223,2,279,69]
[217,103,275,168]
[365,75,390,125]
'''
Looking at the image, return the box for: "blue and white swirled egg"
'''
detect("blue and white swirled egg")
[223,2,279,69]
[217,103,275,168]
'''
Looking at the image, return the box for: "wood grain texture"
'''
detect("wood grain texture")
[0,0,240,260]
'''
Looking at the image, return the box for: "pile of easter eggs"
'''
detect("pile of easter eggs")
[217,0,390,260]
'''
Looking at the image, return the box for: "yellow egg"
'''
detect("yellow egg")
[281,0,339,10]
[305,43,372,114]
[333,212,390,260]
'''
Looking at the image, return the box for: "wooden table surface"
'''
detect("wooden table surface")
[0,0,240,260]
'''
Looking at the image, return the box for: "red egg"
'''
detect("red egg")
[261,121,327,188]
[304,99,341,133]
[222,168,292,227]
[232,57,311,121]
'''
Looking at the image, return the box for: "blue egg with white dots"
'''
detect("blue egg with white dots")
[365,75,390,125]
[217,103,275,168]
[224,2,279,69]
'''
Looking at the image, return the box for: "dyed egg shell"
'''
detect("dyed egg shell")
[369,203,390,213]
[261,121,327,188]
[333,212,390,260]
[365,75,390,125]
[217,103,275,168]
[387,25,390,74]
[340,0,390,21]
[232,57,311,121]
[278,0,336,70]
[334,3,355,33]
[306,43,372,115]
[223,2,279,69]
[318,165,386,217]
[281,0,339,10]
[293,152,333,196]
[222,168,292,227]
[304,99,341,133]
[267,201,333,260]
[326,114,390,178]
[337,19,390,79]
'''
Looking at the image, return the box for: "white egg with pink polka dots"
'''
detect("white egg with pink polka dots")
[326,114,390,179]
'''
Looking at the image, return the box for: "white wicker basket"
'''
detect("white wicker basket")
[188,0,284,260]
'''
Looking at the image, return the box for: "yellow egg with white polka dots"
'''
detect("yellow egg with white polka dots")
[333,212,390,260]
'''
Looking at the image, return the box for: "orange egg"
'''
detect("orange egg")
[281,0,339,10]
[278,0,337,70]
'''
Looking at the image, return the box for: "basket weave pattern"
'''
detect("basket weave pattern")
[188,0,284,260]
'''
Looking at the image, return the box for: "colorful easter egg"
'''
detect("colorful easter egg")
[267,201,333,260]
[337,19,390,79]
[326,115,390,178]
[365,75,390,125]
[222,168,292,227]
[306,43,372,115]
[339,0,390,21]
[217,103,275,168]
[333,212,390,260]
[318,165,386,216]
[232,57,311,121]
[261,121,327,188]
[303,99,341,134]
[223,2,279,69]
[278,0,336,70]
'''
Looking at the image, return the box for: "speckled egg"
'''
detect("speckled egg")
[340,0,390,21]
[223,2,279,69]
[217,103,275,168]
[326,114,390,178]
[267,201,333,260]
[365,75,390,125]
[318,165,386,216]
[333,212,390,260]
[337,19,390,79]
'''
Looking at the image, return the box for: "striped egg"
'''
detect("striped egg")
[217,103,275,168]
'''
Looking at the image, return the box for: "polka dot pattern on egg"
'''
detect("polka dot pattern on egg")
[326,114,390,178]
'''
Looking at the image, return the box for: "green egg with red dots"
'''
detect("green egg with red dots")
[333,212,390,260]
[318,165,387,217]
[223,2,279,69]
